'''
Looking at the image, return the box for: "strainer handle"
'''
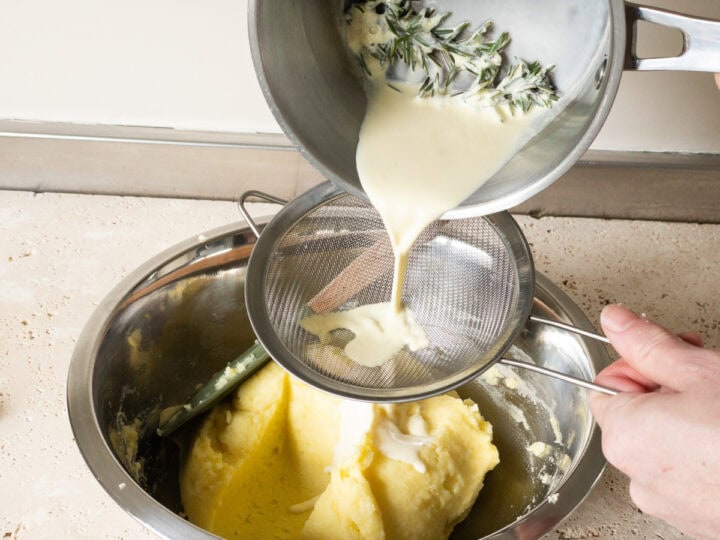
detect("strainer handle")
[237,190,288,238]
[529,315,610,345]
[498,358,618,396]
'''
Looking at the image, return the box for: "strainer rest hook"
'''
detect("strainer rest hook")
[237,190,288,238]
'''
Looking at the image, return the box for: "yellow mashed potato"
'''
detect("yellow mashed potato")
[180,363,498,539]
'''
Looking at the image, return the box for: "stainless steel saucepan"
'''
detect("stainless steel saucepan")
[249,0,720,217]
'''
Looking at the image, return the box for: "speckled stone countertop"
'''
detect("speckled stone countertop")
[2,190,718,539]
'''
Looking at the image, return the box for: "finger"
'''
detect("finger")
[595,333,704,393]
[595,359,659,393]
[589,392,672,480]
[600,305,703,390]
[678,331,703,348]
[715,73,720,90]
[595,330,704,391]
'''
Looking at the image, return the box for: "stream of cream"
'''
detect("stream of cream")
[301,83,538,367]
[300,7,543,368]
[358,83,537,311]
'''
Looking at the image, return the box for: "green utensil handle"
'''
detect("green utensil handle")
[157,341,270,437]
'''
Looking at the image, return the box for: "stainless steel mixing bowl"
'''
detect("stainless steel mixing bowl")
[249,0,720,217]
[68,218,609,539]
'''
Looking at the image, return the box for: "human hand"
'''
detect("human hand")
[590,304,720,540]
[716,73,720,89]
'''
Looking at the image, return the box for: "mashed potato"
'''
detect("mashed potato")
[180,363,498,539]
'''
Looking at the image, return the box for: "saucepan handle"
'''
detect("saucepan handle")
[624,2,720,71]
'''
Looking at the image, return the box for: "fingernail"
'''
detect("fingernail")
[601,304,640,333]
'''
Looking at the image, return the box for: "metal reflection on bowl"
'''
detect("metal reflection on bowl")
[68,219,607,540]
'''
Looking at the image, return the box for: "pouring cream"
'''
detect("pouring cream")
[357,82,538,311]
[300,1,554,368]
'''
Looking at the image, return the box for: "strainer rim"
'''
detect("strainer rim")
[245,181,535,402]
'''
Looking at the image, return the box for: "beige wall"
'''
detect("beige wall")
[1,0,719,152]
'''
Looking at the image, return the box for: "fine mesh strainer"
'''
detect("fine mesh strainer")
[240,182,616,402]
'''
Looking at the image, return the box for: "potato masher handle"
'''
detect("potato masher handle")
[625,2,720,71]
[237,190,288,238]
[498,358,618,396]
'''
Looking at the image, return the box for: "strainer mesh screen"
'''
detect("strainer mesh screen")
[260,193,520,394]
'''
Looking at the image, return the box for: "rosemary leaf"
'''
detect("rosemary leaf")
[346,0,558,112]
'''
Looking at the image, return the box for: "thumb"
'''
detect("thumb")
[600,304,702,391]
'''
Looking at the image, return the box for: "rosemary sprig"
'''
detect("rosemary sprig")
[346,0,558,112]
[496,60,558,111]
[465,60,558,113]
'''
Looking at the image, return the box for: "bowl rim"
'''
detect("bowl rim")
[67,219,608,540]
